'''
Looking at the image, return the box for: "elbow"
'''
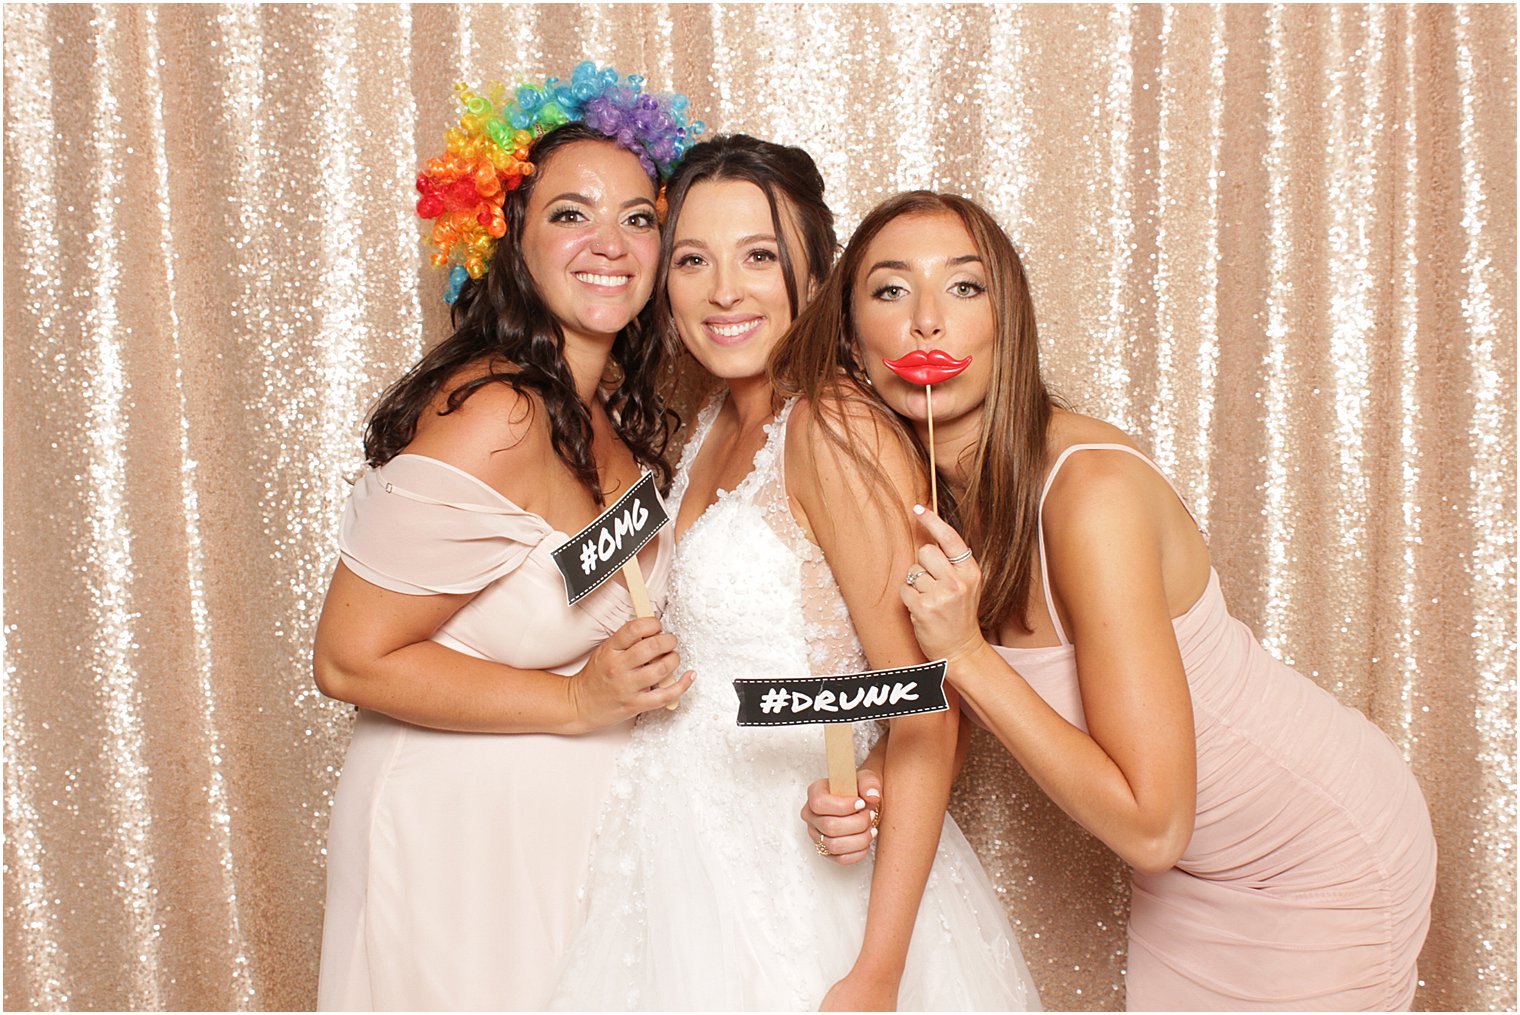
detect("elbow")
[1128,841,1185,877]
[1122,816,1194,876]
[882,711,961,785]
[312,644,361,705]
[312,653,343,701]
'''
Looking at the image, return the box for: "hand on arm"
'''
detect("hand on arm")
[313,565,692,733]
[903,455,1196,874]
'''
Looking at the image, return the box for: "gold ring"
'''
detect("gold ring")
[815,833,831,856]
[871,805,882,829]
[947,548,974,565]
[905,567,926,587]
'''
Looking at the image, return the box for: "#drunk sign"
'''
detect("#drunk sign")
[733,661,949,726]
[734,660,950,796]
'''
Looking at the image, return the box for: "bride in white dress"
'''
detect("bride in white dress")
[550,136,1038,1011]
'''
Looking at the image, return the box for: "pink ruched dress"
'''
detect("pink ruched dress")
[993,444,1436,1011]
[316,454,672,1011]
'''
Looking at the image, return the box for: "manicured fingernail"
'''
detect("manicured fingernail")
[865,788,881,801]
[912,504,925,515]
[853,799,866,811]
[870,827,879,839]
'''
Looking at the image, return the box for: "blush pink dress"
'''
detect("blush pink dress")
[316,454,673,1011]
[993,444,1436,1011]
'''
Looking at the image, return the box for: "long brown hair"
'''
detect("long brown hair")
[772,191,1056,633]
[363,123,673,502]
[768,195,931,548]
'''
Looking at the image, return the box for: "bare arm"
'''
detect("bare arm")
[312,381,691,734]
[902,453,1197,874]
[800,707,977,866]
[789,397,956,1007]
[313,566,689,733]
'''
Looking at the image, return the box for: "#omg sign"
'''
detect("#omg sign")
[551,471,669,606]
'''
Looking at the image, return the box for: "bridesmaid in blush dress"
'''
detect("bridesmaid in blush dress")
[799,191,1436,1010]
[312,87,701,1010]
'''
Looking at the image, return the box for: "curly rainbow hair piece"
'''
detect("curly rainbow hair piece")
[415,61,705,303]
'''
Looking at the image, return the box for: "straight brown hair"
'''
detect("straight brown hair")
[771,191,1056,633]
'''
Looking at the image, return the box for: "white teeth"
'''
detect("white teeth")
[709,320,759,338]
[575,272,630,286]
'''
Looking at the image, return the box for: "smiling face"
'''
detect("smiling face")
[853,211,996,432]
[665,178,809,382]
[518,139,661,346]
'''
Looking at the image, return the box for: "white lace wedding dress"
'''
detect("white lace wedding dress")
[548,397,1039,1011]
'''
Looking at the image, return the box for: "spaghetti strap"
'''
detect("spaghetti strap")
[1035,443,1206,646]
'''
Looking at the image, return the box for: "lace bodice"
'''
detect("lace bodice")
[665,395,865,682]
[602,393,876,797]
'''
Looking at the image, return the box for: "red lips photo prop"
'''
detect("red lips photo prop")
[882,349,972,386]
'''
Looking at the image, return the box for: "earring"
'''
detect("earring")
[853,347,874,385]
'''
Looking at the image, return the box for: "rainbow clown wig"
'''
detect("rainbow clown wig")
[415,62,705,303]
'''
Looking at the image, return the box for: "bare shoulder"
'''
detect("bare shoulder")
[787,388,915,466]
[1048,408,1138,453]
[405,363,552,498]
[1041,411,1210,620]
[785,389,923,543]
[1042,411,1167,537]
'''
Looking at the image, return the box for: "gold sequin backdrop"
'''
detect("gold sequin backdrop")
[2,3,1514,1010]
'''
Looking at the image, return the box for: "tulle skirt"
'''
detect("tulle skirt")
[547,719,1039,1012]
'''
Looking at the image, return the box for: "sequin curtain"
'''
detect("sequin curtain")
[3,4,1513,1010]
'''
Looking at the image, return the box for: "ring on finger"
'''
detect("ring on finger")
[947,548,974,565]
[905,567,926,587]
[815,833,831,856]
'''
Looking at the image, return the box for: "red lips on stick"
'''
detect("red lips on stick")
[882,350,972,513]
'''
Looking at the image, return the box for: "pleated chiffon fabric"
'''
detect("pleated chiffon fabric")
[2,4,1514,1010]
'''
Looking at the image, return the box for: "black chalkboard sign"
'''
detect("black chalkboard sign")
[733,660,949,726]
[551,471,669,606]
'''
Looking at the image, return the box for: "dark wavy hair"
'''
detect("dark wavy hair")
[364,122,673,502]
[652,134,836,359]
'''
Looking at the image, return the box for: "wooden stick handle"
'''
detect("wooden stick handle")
[825,723,858,797]
[620,557,654,618]
[926,383,938,516]
[624,556,680,711]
